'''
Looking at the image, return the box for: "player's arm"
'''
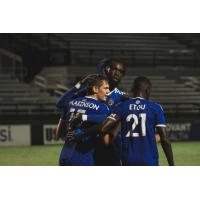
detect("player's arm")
[56,74,97,108]
[72,113,108,126]
[156,126,174,166]
[55,110,68,139]
[101,113,121,144]
[67,113,120,142]
[66,113,108,141]
[56,85,86,108]
[55,118,66,139]
[76,114,121,144]
[84,114,108,123]
[103,121,121,145]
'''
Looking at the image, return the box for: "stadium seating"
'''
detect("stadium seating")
[3,33,200,70]
[61,33,196,67]
[33,65,200,115]
[1,34,200,117]
[33,66,68,91]
[120,73,200,114]
[0,73,57,115]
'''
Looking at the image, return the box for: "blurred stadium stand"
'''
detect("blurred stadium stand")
[120,71,200,115]
[0,33,200,120]
[0,73,57,115]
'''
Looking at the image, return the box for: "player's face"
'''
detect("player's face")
[96,81,110,101]
[109,63,125,83]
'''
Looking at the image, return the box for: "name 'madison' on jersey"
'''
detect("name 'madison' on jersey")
[110,97,166,166]
[69,98,100,111]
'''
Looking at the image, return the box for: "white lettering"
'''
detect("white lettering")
[166,123,191,132]
[129,104,146,111]
[71,100,100,110]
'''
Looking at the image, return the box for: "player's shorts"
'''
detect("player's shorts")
[121,157,159,166]
[59,141,95,166]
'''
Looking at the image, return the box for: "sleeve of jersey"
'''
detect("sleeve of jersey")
[60,109,68,121]
[85,114,108,123]
[155,104,167,127]
[83,104,110,123]
[56,87,87,108]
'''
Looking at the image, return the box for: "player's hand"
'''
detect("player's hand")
[70,113,83,130]
[66,130,77,142]
[74,74,97,89]
[80,74,98,85]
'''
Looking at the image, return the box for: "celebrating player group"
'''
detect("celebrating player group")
[56,58,174,166]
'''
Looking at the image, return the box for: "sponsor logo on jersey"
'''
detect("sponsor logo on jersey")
[136,100,140,104]
[107,99,114,106]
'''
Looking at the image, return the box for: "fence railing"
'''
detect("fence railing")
[0,102,199,116]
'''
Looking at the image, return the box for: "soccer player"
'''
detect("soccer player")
[94,58,128,166]
[56,58,128,166]
[100,76,174,166]
[59,75,110,166]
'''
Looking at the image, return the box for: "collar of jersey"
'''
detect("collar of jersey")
[85,96,97,100]
[132,97,144,99]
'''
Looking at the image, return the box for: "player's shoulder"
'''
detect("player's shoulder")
[147,99,164,112]
[115,99,130,109]
[100,102,110,112]
[109,88,125,96]
[69,96,94,104]
[70,96,84,102]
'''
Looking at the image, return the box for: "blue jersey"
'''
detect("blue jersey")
[57,87,127,120]
[111,97,166,166]
[57,84,128,166]
[59,96,109,166]
[106,88,127,110]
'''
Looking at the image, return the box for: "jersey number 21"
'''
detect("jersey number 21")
[126,113,146,137]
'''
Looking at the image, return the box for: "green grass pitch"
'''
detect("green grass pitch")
[0,142,200,166]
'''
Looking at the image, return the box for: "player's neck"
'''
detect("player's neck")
[109,82,118,91]
[134,92,146,99]
[86,95,98,100]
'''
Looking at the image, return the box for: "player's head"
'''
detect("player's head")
[86,74,110,101]
[131,76,151,99]
[97,58,126,87]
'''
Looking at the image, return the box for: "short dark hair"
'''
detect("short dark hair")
[131,76,151,94]
[86,74,108,95]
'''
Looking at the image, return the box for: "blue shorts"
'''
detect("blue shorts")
[59,141,95,166]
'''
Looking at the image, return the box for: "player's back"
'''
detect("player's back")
[114,97,166,166]
[59,96,109,166]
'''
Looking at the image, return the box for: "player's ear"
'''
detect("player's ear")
[92,86,99,94]
[105,65,110,73]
